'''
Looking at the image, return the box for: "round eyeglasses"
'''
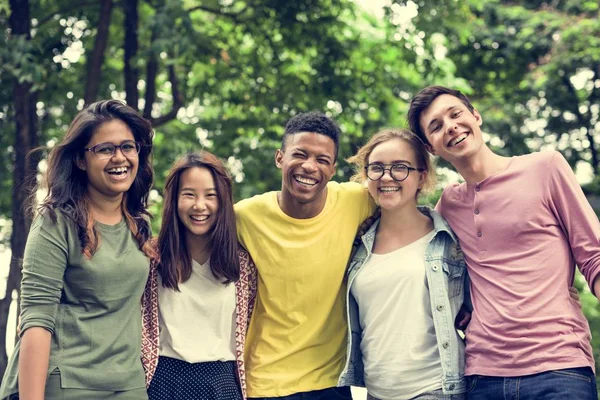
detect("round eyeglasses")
[365,163,424,182]
[84,141,141,160]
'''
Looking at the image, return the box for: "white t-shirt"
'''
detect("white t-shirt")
[350,230,442,400]
[158,259,236,363]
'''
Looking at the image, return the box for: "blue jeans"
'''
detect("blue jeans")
[248,386,352,400]
[467,367,598,400]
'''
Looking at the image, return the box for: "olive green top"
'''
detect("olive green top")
[0,210,150,398]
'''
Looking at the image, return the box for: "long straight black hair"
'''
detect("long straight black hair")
[157,151,240,289]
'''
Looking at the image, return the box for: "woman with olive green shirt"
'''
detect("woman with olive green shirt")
[0,100,156,400]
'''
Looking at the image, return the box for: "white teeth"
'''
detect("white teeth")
[380,187,400,192]
[448,134,468,147]
[190,215,209,221]
[107,167,128,173]
[295,176,317,186]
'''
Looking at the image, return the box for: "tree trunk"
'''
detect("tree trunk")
[84,0,113,105]
[0,0,39,379]
[123,0,139,109]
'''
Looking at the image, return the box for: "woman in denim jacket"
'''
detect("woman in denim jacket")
[338,128,469,400]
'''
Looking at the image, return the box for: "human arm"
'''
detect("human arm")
[18,213,69,398]
[547,152,600,297]
[18,327,51,400]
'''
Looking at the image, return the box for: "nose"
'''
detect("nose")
[301,158,318,173]
[111,147,127,161]
[380,168,394,181]
[192,198,207,211]
[445,120,459,135]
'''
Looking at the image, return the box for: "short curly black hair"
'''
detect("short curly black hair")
[282,111,340,157]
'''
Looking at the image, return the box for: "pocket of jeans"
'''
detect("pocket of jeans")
[549,368,593,383]
[466,376,478,394]
[331,387,352,399]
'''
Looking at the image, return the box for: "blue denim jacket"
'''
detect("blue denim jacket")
[338,207,468,394]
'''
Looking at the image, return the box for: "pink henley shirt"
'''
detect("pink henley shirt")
[437,150,600,376]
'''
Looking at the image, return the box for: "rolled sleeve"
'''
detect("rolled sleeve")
[19,214,69,335]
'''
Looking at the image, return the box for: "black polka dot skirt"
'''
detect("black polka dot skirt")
[148,356,243,400]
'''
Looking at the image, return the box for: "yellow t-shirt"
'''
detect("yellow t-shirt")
[235,181,373,397]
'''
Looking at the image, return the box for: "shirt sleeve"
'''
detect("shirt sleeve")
[19,213,69,335]
[546,151,600,294]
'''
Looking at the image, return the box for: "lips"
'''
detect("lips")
[447,133,468,147]
[190,215,209,222]
[379,186,400,193]
[294,174,318,187]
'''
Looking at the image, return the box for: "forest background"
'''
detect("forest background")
[1,0,600,394]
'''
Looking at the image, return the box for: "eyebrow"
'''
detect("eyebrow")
[427,106,458,132]
[371,160,413,165]
[180,187,217,192]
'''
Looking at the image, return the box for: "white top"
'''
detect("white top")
[351,230,443,400]
[158,259,236,363]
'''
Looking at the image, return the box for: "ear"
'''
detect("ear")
[473,108,483,126]
[329,161,337,180]
[275,149,283,169]
[74,155,87,171]
[418,170,428,190]
[425,143,436,156]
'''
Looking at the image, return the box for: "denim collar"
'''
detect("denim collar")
[359,206,457,256]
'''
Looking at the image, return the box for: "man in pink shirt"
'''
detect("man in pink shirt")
[408,85,600,399]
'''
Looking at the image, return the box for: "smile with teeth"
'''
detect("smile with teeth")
[294,175,317,187]
[107,166,129,175]
[448,133,468,147]
[379,187,400,193]
[190,215,209,222]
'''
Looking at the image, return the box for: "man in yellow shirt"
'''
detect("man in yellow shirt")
[235,112,373,399]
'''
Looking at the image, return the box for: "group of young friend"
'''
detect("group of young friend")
[0,85,598,400]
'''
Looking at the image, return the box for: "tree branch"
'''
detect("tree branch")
[143,31,159,119]
[84,0,113,105]
[150,64,184,127]
[123,0,139,109]
[37,0,100,27]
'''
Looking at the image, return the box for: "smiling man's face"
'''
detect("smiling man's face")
[419,94,484,164]
[275,131,337,210]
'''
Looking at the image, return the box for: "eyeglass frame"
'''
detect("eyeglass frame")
[364,163,425,182]
[83,140,141,160]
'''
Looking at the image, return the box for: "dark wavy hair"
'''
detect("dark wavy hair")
[157,151,240,290]
[34,100,156,260]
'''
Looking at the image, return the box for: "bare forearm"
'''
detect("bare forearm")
[19,327,51,400]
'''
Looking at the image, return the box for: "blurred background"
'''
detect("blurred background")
[1,0,599,396]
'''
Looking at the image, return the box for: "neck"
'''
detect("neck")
[277,188,328,219]
[379,204,431,234]
[87,187,124,224]
[186,233,211,265]
[451,146,511,185]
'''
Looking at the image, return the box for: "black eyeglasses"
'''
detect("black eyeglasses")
[84,141,140,160]
[365,163,424,182]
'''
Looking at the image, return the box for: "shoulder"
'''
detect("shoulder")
[235,191,275,213]
[514,150,560,169]
[330,181,369,200]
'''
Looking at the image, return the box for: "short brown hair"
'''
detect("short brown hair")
[408,86,475,145]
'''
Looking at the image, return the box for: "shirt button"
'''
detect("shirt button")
[477,231,482,237]
[475,185,481,192]
[474,208,480,215]
[432,265,439,271]
[443,342,450,349]
[449,384,455,390]
[437,304,444,311]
